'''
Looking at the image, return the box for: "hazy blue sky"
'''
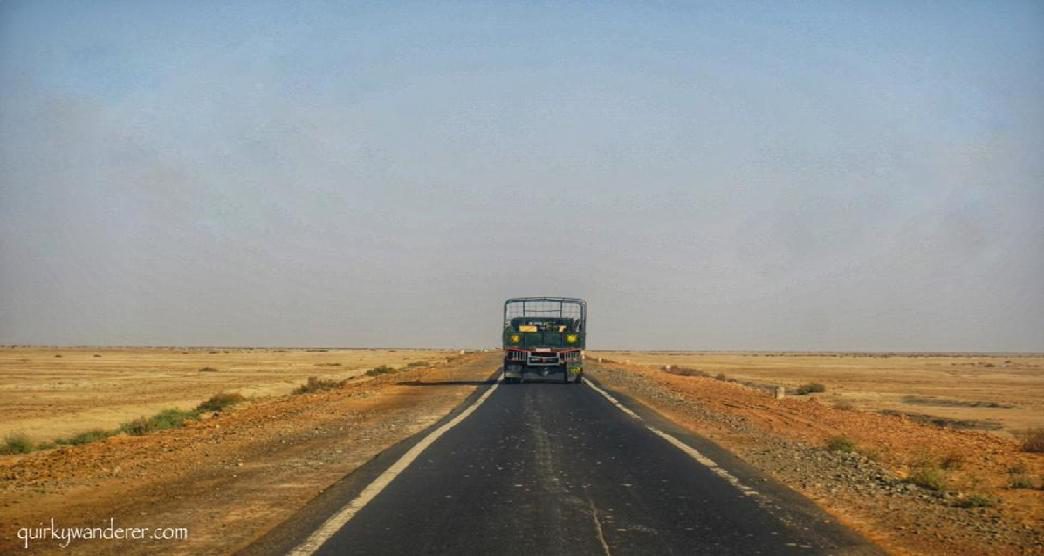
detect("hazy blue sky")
[1,1,1042,350]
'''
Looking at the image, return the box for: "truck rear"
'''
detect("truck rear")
[502,297,586,384]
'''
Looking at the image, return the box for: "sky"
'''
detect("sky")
[1,1,1042,351]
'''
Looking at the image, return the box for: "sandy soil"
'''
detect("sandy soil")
[592,351,1044,435]
[0,347,456,443]
[587,359,1044,555]
[0,351,501,554]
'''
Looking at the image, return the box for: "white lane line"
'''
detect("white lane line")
[289,379,502,556]
[584,379,640,419]
[585,379,759,497]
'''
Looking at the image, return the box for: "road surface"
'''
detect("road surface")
[249,375,879,555]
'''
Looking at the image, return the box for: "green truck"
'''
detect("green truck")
[502,297,587,384]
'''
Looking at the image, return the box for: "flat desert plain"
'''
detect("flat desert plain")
[0,347,456,443]
[592,351,1044,436]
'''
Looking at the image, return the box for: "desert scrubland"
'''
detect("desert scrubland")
[0,346,455,443]
[593,351,1044,435]
[586,354,1043,555]
[0,349,499,554]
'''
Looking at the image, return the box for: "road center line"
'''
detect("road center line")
[288,378,502,556]
[585,379,759,498]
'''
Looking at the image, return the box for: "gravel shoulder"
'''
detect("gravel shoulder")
[0,352,501,555]
[587,360,1044,556]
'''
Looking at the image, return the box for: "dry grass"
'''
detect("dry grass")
[1019,428,1044,452]
[796,382,827,395]
[0,347,452,444]
[0,432,33,454]
[954,494,995,508]
[592,351,1044,436]
[906,465,947,491]
[826,435,856,453]
[196,392,246,412]
[293,376,343,394]
[365,365,397,377]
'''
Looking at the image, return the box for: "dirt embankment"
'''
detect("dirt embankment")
[0,352,500,555]
[587,360,1043,556]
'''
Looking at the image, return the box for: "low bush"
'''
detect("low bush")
[60,430,114,446]
[906,465,947,491]
[796,383,827,395]
[199,367,219,372]
[1019,428,1044,452]
[293,376,342,394]
[406,361,427,368]
[1008,474,1034,489]
[0,433,33,454]
[940,453,965,470]
[826,435,856,453]
[666,367,709,377]
[120,409,198,436]
[365,365,396,377]
[196,392,246,413]
[714,373,727,381]
[954,494,995,508]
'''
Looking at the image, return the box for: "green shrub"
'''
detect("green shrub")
[196,392,246,412]
[954,494,995,508]
[60,429,114,446]
[149,409,198,430]
[120,409,199,435]
[365,365,396,377]
[796,383,827,395]
[0,433,33,454]
[906,465,947,491]
[826,435,856,453]
[293,376,342,394]
[1008,474,1034,489]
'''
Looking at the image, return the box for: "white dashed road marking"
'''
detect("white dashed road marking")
[584,379,759,497]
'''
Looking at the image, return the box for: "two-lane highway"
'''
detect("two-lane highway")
[259,375,879,555]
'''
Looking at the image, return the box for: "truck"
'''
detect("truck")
[502,297,586,384]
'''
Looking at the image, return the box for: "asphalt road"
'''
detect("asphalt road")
[261,376,878,556]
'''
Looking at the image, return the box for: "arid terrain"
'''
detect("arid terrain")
[593,351,1044,435]
[586,355,1044,555]
[0,349,500,554]
[1,348,1041,555]
[0,347,456,444]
